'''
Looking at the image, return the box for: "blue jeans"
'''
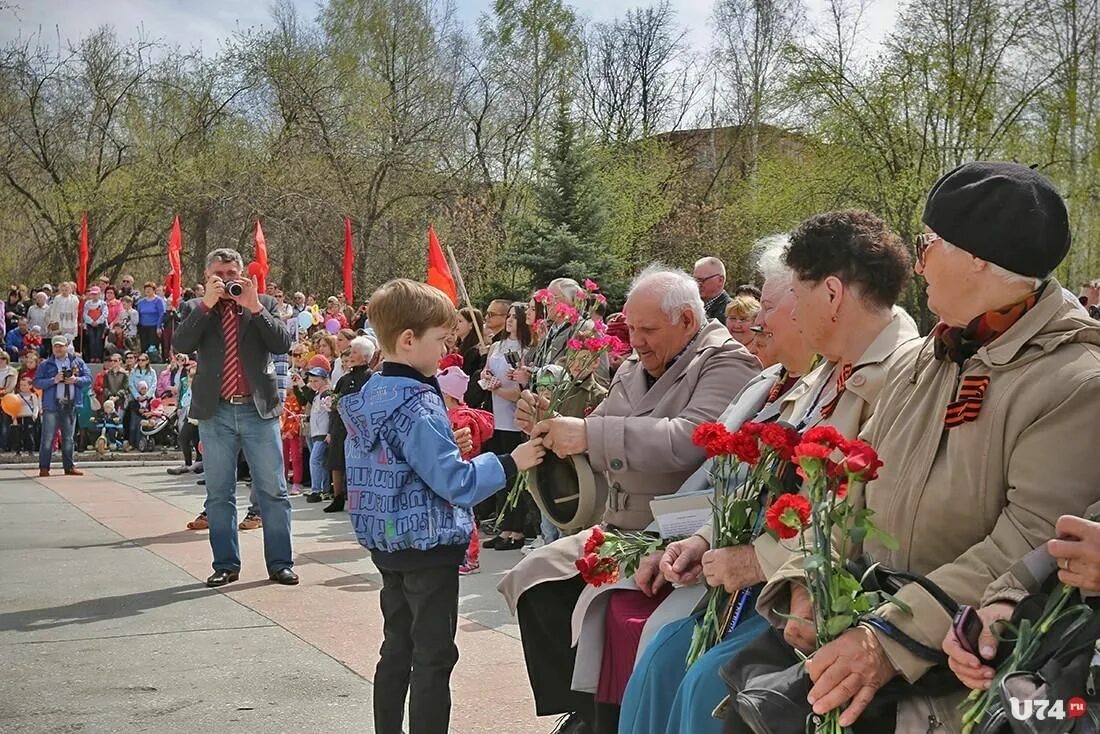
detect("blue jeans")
[39,405,77,471]
[197,402,292,573]
[540,513,561,544]
[309,437,330,495]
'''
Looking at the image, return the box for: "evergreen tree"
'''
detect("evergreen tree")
[509,93,616,292]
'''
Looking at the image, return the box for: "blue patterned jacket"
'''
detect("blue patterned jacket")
[339,366,507,556]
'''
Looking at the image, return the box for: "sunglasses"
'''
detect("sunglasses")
[695,274,722,286]
[915,232,941,268]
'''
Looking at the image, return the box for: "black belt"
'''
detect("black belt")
[223,394,252,405]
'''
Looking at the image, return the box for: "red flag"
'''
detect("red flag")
[167,215,183,307]
[426,224,457,305]
[249,220,269,293]
[343,216,354,305]
[77,211,89,295]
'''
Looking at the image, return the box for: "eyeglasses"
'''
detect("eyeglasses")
[487,311,509,318]
[915,232,941,268]
[695,274,722,286]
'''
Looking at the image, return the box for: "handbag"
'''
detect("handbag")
[719,557,966,734]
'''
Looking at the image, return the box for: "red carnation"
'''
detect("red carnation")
[840,439,883,481]
[438,353,464,370]
[765,494,812,540]
[728,431,761,465]
[575,552,619,587]
[693,423,733,457]
[584,527,606,554]
[793,442,832,462]
[835,481,848,499]
[759,423,800,460]
[740,421,764,437]
[803,425,844,448]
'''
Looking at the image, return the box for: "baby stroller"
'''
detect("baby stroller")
[138,399,179,452]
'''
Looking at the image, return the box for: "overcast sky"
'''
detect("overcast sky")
[0,0,899,58]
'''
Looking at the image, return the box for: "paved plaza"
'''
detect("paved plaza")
[0,464,545,734]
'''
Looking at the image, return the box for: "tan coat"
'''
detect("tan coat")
[569,311,920,693]
[498,320,760,611]
[758,280,1100,733]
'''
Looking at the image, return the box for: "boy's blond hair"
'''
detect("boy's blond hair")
[370,279,457,353]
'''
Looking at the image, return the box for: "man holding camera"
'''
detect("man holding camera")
[33,335,91,477]
[174,248,297,588]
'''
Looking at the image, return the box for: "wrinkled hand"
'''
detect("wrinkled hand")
[1049,514,1100,592]
[202,275,224,310]
[660,534,709,586]
[634,551,667,597]
[453,426,473,456]
[233,275,263,314]
[943,602,1014,690]
[784,583,818,654]
[806,626,897,727]
[701,546,765,594]
[532,416,587,458]
[515,390,551,434]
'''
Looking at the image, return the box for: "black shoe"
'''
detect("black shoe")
[306,493,323,503]
[197,478,205,485]
[206,569,240,587]
[493,536,525,551]
[322,496,345,513]
[269,568,299,585]
[550,714,592,734]
[483,536,503,549]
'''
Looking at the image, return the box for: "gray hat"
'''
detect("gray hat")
[51,335,68,346]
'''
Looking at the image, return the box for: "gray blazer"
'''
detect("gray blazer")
[173,295,291,420]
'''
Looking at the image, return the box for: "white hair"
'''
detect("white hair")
[694,256,726,277]
[752,234,793,287]
[349,335,377,362]
[628,264,707,325]
[548,277,582,302]
[940,241,1043,290]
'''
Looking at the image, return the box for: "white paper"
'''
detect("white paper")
[654,508,713,539]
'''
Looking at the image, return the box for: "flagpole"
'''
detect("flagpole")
[445,245,486,348]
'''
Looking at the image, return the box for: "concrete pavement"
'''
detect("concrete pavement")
[0,466,548,734]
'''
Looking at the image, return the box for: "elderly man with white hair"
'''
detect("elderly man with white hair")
[498,264,760,734]
[324,334,377,513]
[694,256,731,322]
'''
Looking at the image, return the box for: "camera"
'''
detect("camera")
[62,368,73,379]
[226,281,245,297]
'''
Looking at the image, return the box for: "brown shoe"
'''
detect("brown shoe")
[64,468,84,476]
[186,513,209,530]
[39,469,50,477]
[239,513,262,531]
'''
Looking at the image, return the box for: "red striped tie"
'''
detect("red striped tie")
[219,301,241,399]
[944,375,990,429]
[819,363,853,419]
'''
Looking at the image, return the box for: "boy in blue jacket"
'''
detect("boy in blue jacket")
[339,279,544,734]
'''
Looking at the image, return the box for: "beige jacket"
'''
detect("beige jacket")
[758,280,1100,732]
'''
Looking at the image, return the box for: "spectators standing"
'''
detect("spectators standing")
[5,288,26,334]
[8,375,40,454]
[49,281,80,341]
[161,300,180,359]
[117,274,136,300]
[26,292,50,333]
[330,328,355,384]
[724,294,761,348]
[304,359,333,503]
[118,296,139,345]
[173,247,296,587]
[693,256,731,322]
[0,351,16,449]
[18,351,39,385]
[324,335,375,513]
[323,296,349,329]
[136,282,166,354]
[5,318,30,360]
[33,336,90,476]
[82,287,108,363]
[97,353,129,407]
[126,353,158,448]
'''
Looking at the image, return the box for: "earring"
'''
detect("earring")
[831,314,838,323]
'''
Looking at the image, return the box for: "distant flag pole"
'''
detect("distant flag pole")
[77,211,89,296]
[167,215,183,307]
[426,224,458,305]
[343,216,355,305]
[250,220,269,293]
[444,242,486,347]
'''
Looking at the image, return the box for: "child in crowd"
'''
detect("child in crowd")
[338,279,545,734]
[305,360,333,503]
[436,355,495,575]
[96,398,125,451]
[281,383,306,496]
[9,376,40,454]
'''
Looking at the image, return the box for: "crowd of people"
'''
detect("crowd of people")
[8,160,1100,734]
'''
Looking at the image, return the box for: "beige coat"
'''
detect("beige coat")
[758,280,1100,733]
[498,320,760,611]
[569,311,920,693]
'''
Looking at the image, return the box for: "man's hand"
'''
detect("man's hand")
[701,545,765,594]
[634,551,667,597]
[453,426,473,456]
[943,602,1014,690]
[806,627,897,727]
[54,373,65,384]
[232,275,263,315]
[1049,514,1100,592]
[515,390,551,434]
[510,366,532,386]
[784,583,817,653]
[65,376,77,385]
[660,535,710,586]
[532,416,587,458]
[202,276,224,310]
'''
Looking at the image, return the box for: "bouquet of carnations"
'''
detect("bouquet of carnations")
[685,420,801,667]
[574,526,669,587]
[764,425,894,734]
[495,279,623,523]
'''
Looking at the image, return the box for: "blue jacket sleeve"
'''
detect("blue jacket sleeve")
[33,362,55,392]
[401,409,507,508]
[74,360,91,388]
[129,371,142,399]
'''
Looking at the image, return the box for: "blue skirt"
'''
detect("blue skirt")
[617,606,769,734]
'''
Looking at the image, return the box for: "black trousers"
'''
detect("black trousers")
[375,564,460,734]
[517,575,596,721]
[84,324,105,362]
[179,420,200,465]
[138,325,159,355]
